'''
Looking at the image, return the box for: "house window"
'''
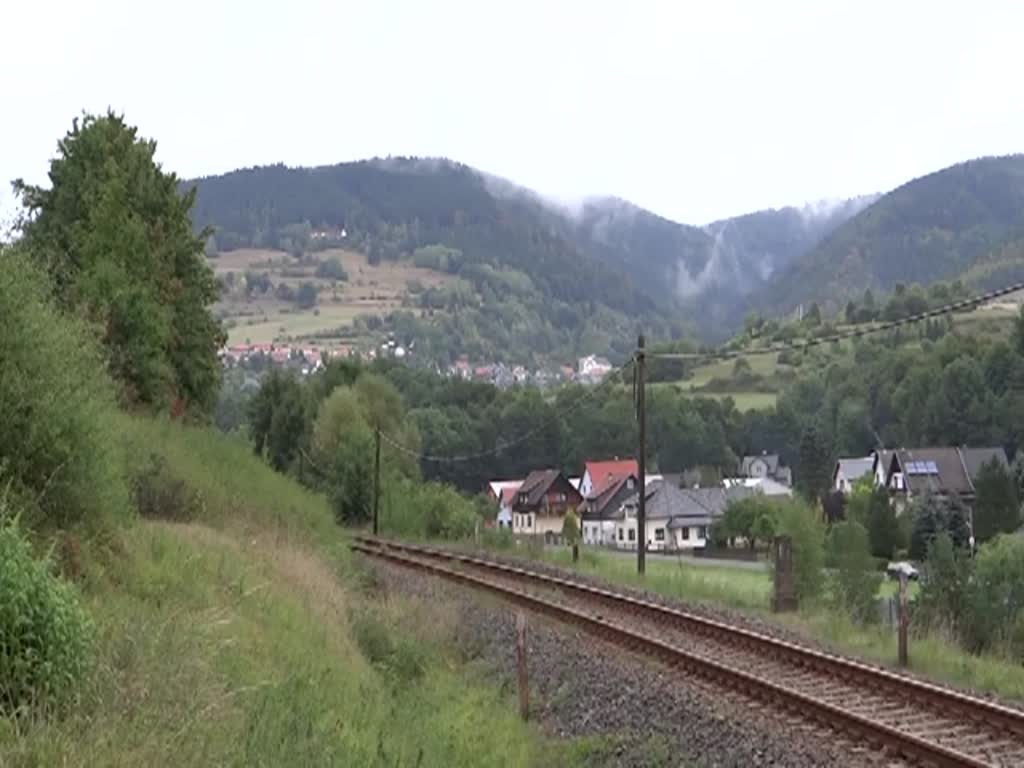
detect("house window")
[682,527,690,540]
[655,528,665,542]
[628,529,636,542]
[699,526,707,540]
[618,528,624,541]
[626,478,635,489]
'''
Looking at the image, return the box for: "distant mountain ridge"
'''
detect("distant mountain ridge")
[186,153,1024,355]
[749,155,1024,316]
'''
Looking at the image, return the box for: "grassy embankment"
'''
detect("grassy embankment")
[2,417,602,767]
[529,545,1024,700]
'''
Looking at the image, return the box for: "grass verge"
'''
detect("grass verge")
[1,418,592,766]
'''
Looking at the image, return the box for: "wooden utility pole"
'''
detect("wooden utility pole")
[637,334,647,575]
[516,612,529,721]
[373,427,381,536]
[898,572,909,667]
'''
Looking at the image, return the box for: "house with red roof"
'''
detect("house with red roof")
[579,458,639,499]
[486,479,522,529]
[580,472,639,546]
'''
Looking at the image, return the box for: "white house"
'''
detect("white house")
[612,483,747,551]
[723,477,793,497]
[740,452,793,487]
[580,473,638,546]
[833,457,875,494]
[487,480,522,529]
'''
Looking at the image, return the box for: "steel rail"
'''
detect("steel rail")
[355,535,1024,767]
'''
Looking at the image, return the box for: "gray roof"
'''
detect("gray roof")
[960,447,1009,483]
[623,482,753,527]
[892,448,972,495]
[835,457,874,482]
[742,453,780,475]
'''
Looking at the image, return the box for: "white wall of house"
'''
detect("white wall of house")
[613,518,674,551]
[582,520,616,546]
[670,523,710,549]
[835,471,853,494]
[579,471,595,498]
[748,458,770,479]
[512,512,563,537]
[496,506,512,528]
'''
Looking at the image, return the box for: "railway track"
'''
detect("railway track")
[353,535,1024,768]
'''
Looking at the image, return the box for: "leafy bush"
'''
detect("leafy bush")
[351,609,426,683]
[0,247,130,527]
[915,533,973,638]
[774,499,826,605]
[827,521,882,624]
[0,512,95,713]
[133,452,206,522]
[315,257,348,282]
[964,535,1024,656]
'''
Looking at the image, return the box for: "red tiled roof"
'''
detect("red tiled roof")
[584,459,639,497]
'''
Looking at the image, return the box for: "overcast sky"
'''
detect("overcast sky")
[3,0,1022,225]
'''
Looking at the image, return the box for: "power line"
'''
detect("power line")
[378,357,636,464]
[646,281,1024,362]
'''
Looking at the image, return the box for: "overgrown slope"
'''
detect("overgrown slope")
[3,418,588,767]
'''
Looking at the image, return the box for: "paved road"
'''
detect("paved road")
[548,545,769,572]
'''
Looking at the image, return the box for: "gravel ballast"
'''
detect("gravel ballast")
[366,556,884,768]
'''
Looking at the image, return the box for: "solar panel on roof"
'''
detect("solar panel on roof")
[906,460,939,475]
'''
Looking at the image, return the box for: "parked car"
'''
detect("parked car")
[886,561,919,581]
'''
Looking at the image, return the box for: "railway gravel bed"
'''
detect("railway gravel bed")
[366,556,873,768]
[401,547,1024,765]
[445,542,1024,712]
[357,537,1024,767]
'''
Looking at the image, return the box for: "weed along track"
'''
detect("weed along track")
[353,536,1024,768]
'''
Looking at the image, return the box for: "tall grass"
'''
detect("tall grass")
[3,417,589,766]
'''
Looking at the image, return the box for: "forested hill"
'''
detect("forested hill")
[188,159,689,362]
[186,158,869,354]
[751,155,1024,316]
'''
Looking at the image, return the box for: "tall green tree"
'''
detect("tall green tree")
[795,424,831,507]
[14,111,224,415]
[972,459,1020,543]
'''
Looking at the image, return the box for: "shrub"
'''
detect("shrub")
[0,247,130,527]
[774,499,826,605]
[915,533,973,639]
[0,511,95,713]
[964,535,1024,656]
[132,452,206,522]
[827,521,882,624]
[351,609,426,684]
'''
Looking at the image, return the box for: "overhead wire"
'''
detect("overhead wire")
[375,279,1024,464]
[645,280,1024,361]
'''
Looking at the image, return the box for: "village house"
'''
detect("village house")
[580,473,638,546]
[614,482,751,551]
[511,470,583,541]
[885,446,1009,513]
[833,456,875,494]
[579,458,639,498]
[723,476,793,497]
[577,354,613,385]
[486,479,522,529]
[740,452,792,487]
